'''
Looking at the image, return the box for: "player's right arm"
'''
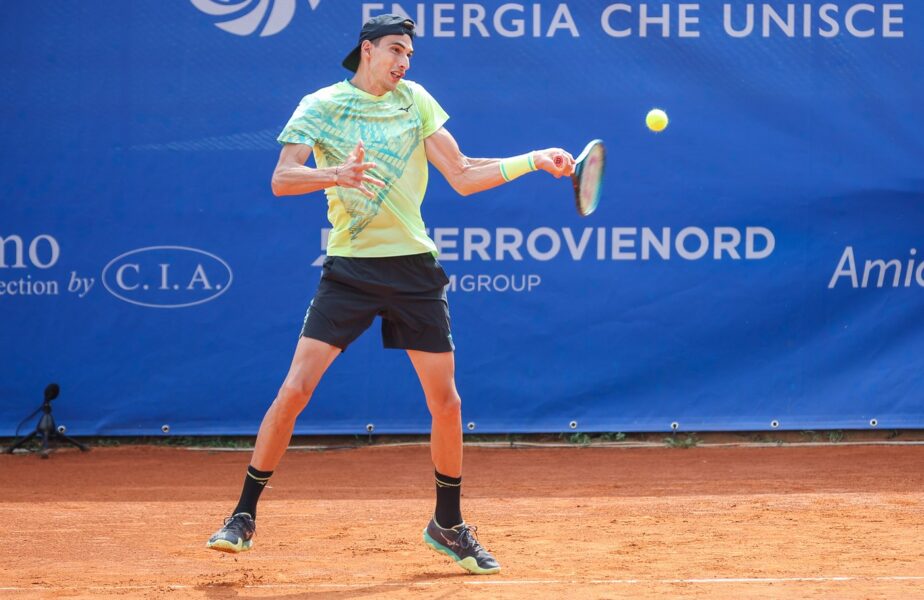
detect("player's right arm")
[424,127,574,197]
[271,140,385,199]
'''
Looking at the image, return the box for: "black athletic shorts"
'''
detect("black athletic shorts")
[301,253,454,353]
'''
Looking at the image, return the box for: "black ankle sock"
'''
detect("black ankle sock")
[434,470,463,528]
[233,465,273,519]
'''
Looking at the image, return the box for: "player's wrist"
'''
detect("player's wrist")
[332,166,341,187]
[499,152,537,182]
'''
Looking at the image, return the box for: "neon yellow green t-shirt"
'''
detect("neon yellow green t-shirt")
[277,79,449,257]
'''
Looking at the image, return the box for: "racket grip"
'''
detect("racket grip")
[554,155,564,168]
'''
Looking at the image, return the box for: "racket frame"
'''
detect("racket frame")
[571,139,605,217]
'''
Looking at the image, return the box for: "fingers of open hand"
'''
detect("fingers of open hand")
[339,142,380,198]
[362,173,385,188]
[345,177,375,198]
[340,164,383,199]
[354,162,383,187]
[347,140,365,163]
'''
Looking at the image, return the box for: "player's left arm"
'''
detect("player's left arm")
[424,127,575,197]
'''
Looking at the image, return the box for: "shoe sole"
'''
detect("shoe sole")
[206,538,253,553]
[422,529,501,575]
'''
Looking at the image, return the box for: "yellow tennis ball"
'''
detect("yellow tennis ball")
[646,108,669,132]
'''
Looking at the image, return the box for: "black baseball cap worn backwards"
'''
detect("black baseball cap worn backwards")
[342,14,416,72]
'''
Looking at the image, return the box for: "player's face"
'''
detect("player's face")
[366,34,413,91]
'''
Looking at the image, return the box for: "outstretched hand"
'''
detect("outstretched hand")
[336,140,385,198]
[533,148,576,178]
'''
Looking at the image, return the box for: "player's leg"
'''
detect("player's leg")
[206,336,340,553]
[407,350,500,575]
[251,336,341,471]
[207,257,380,554]
[407,348,463,483]
[377,253,498,573]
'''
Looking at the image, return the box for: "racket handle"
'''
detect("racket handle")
[554,155,564,168]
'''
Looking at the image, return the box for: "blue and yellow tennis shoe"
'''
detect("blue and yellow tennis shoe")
[206,512,256,553]
[423,518,500,575]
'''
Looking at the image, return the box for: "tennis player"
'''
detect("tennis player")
[206,14,575,575]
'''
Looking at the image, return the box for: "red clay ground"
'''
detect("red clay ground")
[1,443,922,599]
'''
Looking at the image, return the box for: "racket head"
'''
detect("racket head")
[571,139,606,217]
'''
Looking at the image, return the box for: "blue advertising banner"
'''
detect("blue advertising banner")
[1,1,922,434]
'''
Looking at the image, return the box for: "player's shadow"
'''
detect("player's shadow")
[197,572,465,600]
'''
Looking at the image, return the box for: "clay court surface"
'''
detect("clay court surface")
[1,442,922,599]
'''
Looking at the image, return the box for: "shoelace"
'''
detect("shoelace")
[456,524,485,552]
[224,514,253,531]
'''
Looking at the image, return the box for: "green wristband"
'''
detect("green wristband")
[499,152,537,182]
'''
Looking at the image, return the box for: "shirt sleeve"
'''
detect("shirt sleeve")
[277,94,323,146]
[408,82,449,139]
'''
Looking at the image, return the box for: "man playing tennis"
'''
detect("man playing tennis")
[206,14,575,575]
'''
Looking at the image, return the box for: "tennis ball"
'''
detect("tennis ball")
[646,108,669,133]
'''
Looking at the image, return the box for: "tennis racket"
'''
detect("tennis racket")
[570,139,605,217]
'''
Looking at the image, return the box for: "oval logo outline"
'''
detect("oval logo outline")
[102,245,233,309]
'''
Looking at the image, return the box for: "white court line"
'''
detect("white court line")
[3,576,924,592]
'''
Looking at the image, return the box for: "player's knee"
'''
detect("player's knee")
[275,380,314,414]
[430,392,461,420]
